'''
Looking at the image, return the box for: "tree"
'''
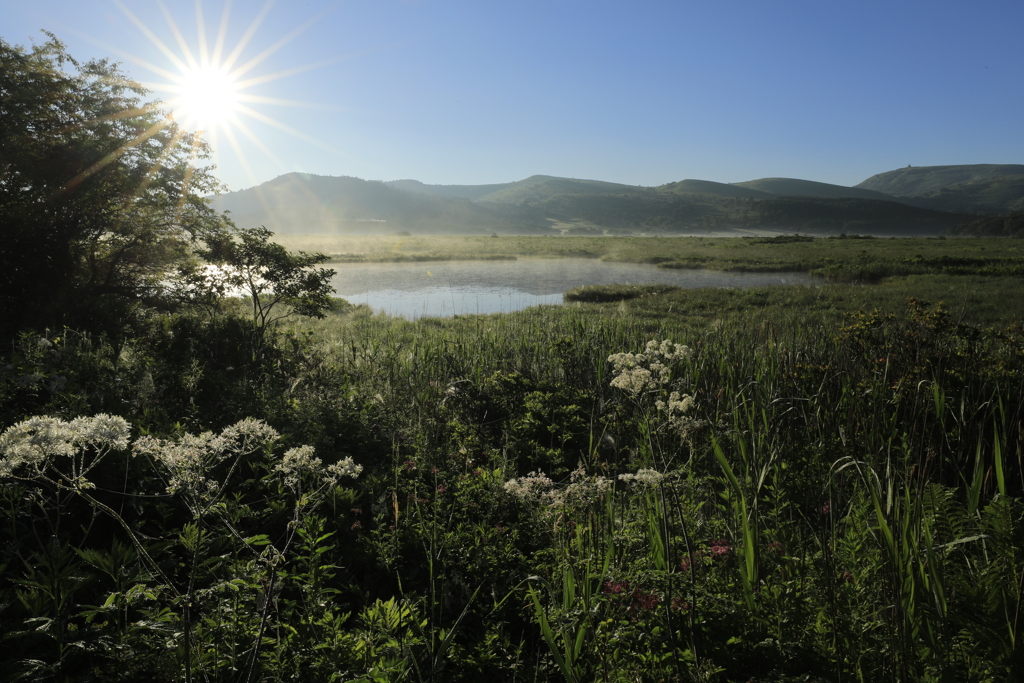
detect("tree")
[0,33,229,339]
[176,225,336,352]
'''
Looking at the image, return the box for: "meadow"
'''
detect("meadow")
[2,236,1024,682]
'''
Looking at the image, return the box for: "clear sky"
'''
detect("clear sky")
[4,0,1023,192]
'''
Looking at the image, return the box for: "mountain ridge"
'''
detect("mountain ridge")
[211,164,1020,236]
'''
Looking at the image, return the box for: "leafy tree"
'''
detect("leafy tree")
[0,33,228,339]
[177,225,336,352]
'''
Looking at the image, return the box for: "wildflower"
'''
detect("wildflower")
[326,456,362,481]
[671,598,692,611]
[709,540,732,557]
[630,588,660,611]
[275,445,322,490]
[503,470,555,499]
[618,468,667,487]
[608,341,691,396]
[0,414,130,481]
[134,418,280,499]
[820,502,831,515]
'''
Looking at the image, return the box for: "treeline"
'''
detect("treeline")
[945,212,1024,237]
[755,197,971,234]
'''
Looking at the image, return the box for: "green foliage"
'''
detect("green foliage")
[0,34,228,340]
[180,225,336,350]
[5,252,1024,680]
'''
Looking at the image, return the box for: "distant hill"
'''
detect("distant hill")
[384,179,517,201]
[732,177,897,201]
[856,164,1024,197]
[211,173,543,235]
[656,179,774,199]
[919,175,1024,214]
[471,175,647,203]
[210,168,993,236]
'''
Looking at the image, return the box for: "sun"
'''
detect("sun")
[105,0,341,188]
[169,63,241,133]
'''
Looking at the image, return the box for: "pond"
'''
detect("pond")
[329,258,814,319]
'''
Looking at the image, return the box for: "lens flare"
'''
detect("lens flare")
[170,64,240,133]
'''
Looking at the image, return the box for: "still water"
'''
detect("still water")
[329,258,814,319]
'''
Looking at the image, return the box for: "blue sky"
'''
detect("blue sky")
[3,0,1022,192]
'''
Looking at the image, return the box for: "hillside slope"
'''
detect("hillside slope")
[732,177,897,201]
[656,179,774,199]
[856,164,1024,197]
[211,173,544,234]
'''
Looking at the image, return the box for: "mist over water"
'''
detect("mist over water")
[330,259,813,319]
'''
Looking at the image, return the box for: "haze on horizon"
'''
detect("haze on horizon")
[3,0,1022,193]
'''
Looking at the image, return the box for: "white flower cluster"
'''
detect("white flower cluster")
[274,444,362,493]
[134,418,280,498]
[655,391,702,438]
[504,465,612,511]
[0,414,131,480]
[608,340,691,396]
[503,470,554,499]
[617,468,667,487]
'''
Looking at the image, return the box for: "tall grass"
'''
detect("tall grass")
[4,274,1024,680]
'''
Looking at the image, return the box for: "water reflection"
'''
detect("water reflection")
[329,258,813,319]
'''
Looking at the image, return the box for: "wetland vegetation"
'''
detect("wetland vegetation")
[4,232,1024,682]
[6,26,1024,683]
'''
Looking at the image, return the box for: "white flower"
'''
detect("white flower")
[326,456,362,481]
[69,414,131,451]
[0,414,131,480]
[506,466,611,511]
[618,468,667,487]
[134,418,279,497]
[608,341,691,396]
[504,470,554,498]
[276,445,322,490]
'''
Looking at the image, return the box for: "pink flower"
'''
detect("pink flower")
[709,540,731,557]
[630,588,660,611]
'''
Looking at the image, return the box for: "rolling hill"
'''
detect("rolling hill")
[210,165,1016,236]
[856,164,1024,197]
[731,177,898,201]
[211,173,544,235]
[656,179,774,199]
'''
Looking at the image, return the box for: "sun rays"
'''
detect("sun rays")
[98,0,339,190]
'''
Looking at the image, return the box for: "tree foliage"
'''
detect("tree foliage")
[176,225,336,350]
[0,33,228,339]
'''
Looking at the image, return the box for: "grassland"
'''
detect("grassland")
[4,236,1024,682]
[279,232,1024,283]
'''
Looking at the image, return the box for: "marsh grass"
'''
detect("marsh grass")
[276,233,1024,276]
[4,239,1024,681]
